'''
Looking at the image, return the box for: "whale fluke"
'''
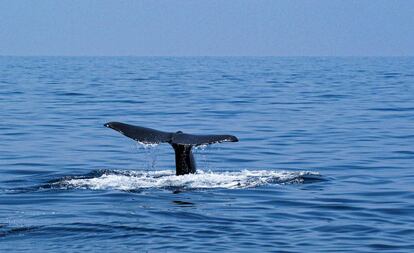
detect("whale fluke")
[104,122,172,144]
[104,121,238,175]
[171,132,238,146]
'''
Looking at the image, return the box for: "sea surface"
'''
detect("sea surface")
[1,57,413,252]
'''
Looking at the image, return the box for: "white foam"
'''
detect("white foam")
[58,169,320,191]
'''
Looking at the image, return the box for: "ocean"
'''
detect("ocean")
[1,57,413,252]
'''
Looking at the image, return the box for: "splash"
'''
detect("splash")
[51,169,321,191]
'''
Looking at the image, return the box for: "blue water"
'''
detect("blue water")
[1,57,414,252]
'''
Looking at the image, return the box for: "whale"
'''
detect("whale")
[104,122,238,175]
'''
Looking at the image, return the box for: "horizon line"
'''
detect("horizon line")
[1,55,413,58]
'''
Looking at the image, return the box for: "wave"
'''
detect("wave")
[45,169,321,191]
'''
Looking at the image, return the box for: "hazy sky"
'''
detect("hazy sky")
[1,0,413,56]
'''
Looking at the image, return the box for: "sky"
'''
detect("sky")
[0,0,413,56]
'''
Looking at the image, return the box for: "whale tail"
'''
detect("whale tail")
[104,122,238,175]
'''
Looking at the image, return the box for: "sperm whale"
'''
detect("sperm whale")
[104,122,238,175]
